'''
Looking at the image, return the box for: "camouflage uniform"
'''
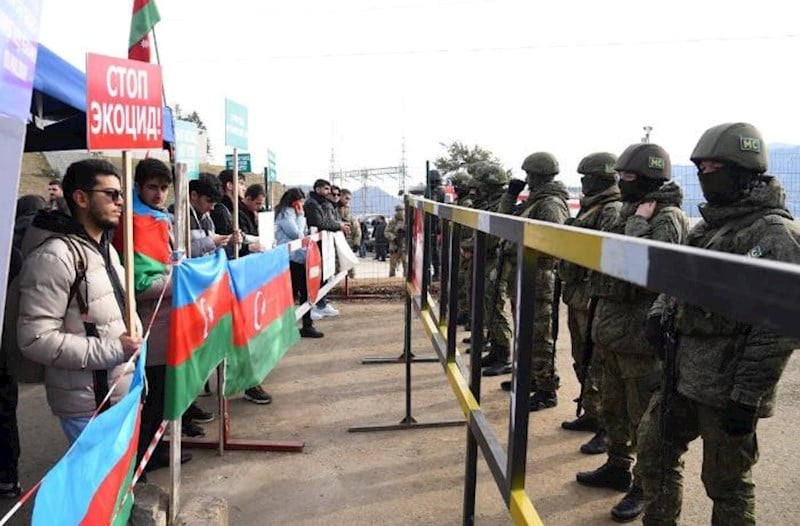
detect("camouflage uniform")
[577,144,690,523]
[638,124,800,526]
[455,192,475,322]
[498,178,569,390]
[385,207,406,278]
[560,181,621,423]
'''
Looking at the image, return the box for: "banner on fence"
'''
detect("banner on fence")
[322,231,336,281]
[166,250,233,419]
[224,246,300,395]
[411,207,424,291]
[305,239,322,304]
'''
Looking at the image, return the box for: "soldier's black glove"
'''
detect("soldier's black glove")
[644,315,666,356]
[507,179,526,197]
[723,400,758,436]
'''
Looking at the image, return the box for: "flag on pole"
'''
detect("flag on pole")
[165,250,233,419]
[224,246,300,396]
[128,0,161,62]
[32,344,148,526]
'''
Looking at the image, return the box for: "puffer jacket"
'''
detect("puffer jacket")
[17,211,140,418]
[672,177,800,416]
[275,208,308,264]
[589,181,689,355]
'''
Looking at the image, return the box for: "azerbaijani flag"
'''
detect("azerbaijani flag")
[224,246,300,396]
[131,191,171,294]
[129,0,161,62]
[166,250,233,420]
[32,344,147,525]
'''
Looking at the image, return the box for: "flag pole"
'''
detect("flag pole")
[122,151,136,334]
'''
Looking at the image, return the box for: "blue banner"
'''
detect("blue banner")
[0,0,43,121]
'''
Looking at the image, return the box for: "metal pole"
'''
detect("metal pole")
[506,246,536,496]
[421,162,431,304]
[438,219,451,327]
[401,195,416,424]
[446,223,461,362]
[264,167,272,211]
[170,162,189,525]
[463,230,486,524]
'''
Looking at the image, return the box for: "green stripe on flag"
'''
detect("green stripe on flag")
[165,314,232,420]
[224,309,300,396]
[129,1,161,47]
[110,460,137,526]
[133,252,168,295]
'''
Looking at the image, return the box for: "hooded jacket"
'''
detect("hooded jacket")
[304,192,341,232]
[671,176,800,415]
[17,211,140,418]
[589,181,689,355]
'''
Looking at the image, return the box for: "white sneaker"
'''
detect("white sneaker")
[310,309,324,321]
[318,304,340,317]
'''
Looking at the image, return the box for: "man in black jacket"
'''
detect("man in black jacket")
[304,179,350,318]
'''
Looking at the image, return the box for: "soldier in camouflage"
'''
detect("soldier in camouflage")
[385,204,406,278]
[449,169,476,326]
[498,152,569,410]
[576,143,690,523]
[636,123,800,526]
[464,164,511,371]
[339,189,361,278]
[559,152,622,455]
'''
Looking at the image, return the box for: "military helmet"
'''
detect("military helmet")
[447,169,471,191]
[521,152,559,176]
[577,152,618,176]
[474,163,509,186]
[690,122,768,173]
[615,143,671,181]
[395,204,404,211]
[428,169,443,185]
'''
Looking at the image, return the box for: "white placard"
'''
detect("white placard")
[322,230,336,280]
[257,210,275,250]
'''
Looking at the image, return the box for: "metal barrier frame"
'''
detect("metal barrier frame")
[405,194,800,526]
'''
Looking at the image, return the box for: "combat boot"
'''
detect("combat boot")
[576,456,632,492]
[500,379,536,392]
[610,484,644,522]
[529,390,557,411]
[482,346,511,376]
[579,429,607,455]
[561,414,599,432]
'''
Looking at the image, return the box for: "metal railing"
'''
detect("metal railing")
[398,192,800,525]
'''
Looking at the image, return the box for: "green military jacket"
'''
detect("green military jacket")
[671,177,800,416]
[385,214,406,253]
[462,190,504,253]
[589,181,689,355]
[559,185,622,309]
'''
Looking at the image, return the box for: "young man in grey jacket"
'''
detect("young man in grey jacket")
[17,159,142,444]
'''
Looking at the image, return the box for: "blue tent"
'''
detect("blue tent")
[24,44,174,152]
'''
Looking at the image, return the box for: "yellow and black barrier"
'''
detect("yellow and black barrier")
[354,175,800,525]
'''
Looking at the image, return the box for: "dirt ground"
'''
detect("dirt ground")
[4,299,800,525]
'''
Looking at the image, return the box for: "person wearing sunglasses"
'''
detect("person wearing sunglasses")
[15,159,143,444]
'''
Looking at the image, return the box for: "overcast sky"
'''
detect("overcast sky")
[39,0,800,188]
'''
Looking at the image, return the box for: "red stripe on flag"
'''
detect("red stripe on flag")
[133,214,170,264]
[132,0,149,15]
[169,273,234,367]
[78,411,141,525]
[232,270,294,346]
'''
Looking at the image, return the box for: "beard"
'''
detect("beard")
[89,205,120,231]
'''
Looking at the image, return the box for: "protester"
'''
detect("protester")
[373,215,388,262]
[304,179,348,319]
[189,173,232,257]
[211,169,246,258]
[47,178,63,210]
[239,183,268,255]
[130,159,192,471]
[0,195,48,498]
[16,159,143,444]
[275,188,323,338]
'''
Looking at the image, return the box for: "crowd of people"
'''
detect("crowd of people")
[0,122,796,525]
[443,122,800,524]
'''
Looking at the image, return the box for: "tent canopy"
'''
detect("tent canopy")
[25,44,174,152]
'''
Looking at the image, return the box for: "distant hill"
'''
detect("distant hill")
[673,144,800,218]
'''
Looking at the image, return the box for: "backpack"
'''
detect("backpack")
[2,235,88,383]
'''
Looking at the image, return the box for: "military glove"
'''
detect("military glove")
[507,179,526,197]
[644,315,666,356]
[723,400,758,436]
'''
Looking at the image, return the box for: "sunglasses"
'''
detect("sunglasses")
[89,188,124,201]
[332,192,341,197]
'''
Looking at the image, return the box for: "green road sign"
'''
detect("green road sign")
[267,149,277,181]
[224,98,248,149]
[174,119,200,180]
[225,152,251,172]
